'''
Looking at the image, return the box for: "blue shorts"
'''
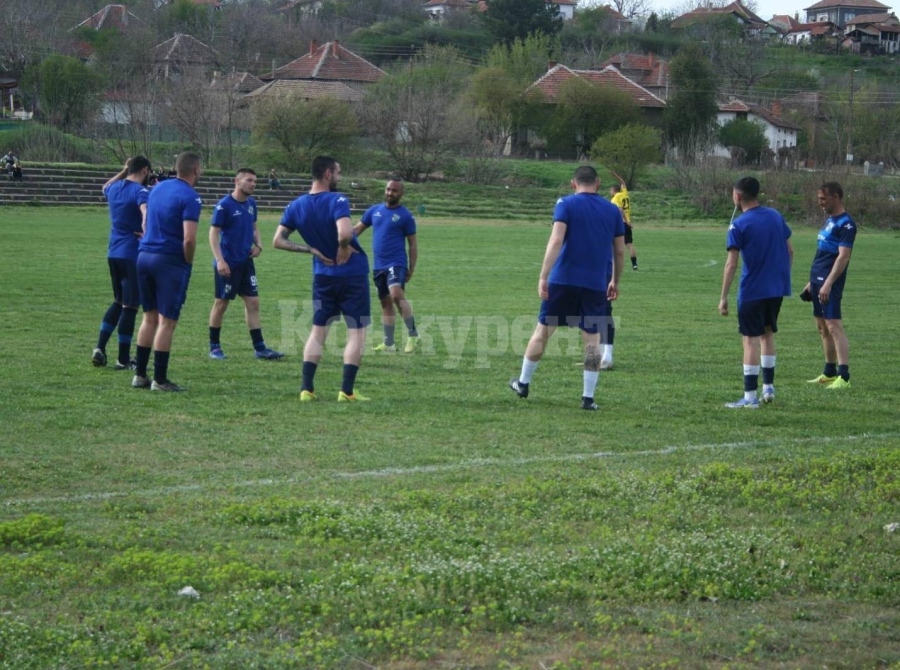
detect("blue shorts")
[737,297,782,337]
[312,274,371,329]
[214,259,258,300]
[811,281,844,320]
[137,252,192,321]
[539,283,610,334]
[108,257,140,307]
[373,266,407,300]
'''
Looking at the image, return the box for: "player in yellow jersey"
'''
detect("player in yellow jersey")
[609,173,638,271]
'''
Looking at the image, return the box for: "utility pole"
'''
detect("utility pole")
[846,68,859,173]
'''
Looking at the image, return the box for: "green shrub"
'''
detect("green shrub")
[0,514,66,549]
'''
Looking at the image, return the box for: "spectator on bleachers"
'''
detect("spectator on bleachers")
[4,150,18,180]
[268,169,282,190]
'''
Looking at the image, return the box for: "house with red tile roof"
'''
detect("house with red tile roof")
[69,4,144,60]
[72,4,141,31]
[424,0,475,20]
[152,33,219,80]
[598,53,670,100]
[266,40,386,90]
[529,63,666,110]
[844,11,900,52]
[784,20,842,44]
[804,0,891,27]
[436,0,578,20]
[672,1,771,35]
[716,98,802,159]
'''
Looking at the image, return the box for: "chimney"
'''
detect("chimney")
[309,40,318,55]
[548,60,558,71]
[332,40,339,57]
[771,100,782,117]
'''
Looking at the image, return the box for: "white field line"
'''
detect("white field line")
[3,432,898,508]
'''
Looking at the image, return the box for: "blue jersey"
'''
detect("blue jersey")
[549,193,625,291]
[280,192,368,277]
[726,206,792,302]
[140,178,202,259]
[360,203,416,270]
[211,194,257,265]
[104,179,149,261]
[810,212,856,284]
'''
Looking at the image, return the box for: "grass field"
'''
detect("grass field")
[1,205,898,669]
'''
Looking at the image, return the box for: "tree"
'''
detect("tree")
[605,0,652,19]
[591,123,661,189]
[559,6,623,66]
[546,77,639,158]
[361,45,470,181]
[481,0,563,45]
[22,55,103,132]
[470,35,561,154]
[253,95,359,172]
[663,44,719,156]
[485,33,560,85]
[718,118,768,164]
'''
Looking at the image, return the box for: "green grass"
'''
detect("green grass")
[1,207,898,668]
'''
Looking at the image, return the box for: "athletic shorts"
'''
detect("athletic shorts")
[539,283,610,334]
[108,257,140,307]
[137,252,192,321]
[811,281,844,320]
[373,266,407,300]
[624,224,634,245]
[737,296,783,337]
[311,274,371,329]
[214,259,258,300]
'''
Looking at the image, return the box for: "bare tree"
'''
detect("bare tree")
[361,46,470,181]
[0,0,65,79]
[160,68,223,163]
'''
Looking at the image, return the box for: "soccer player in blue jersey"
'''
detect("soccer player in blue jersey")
[353,179,419,353]
[718,177,793,408]
[509,165,626,411]
[274,156,371,403]
[207,168,283,361]
[132,152,203,392]
[92,156,151,370]
[803,182,856,389]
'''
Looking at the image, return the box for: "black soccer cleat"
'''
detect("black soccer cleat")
[581,397,599,411]
[92,348,107,367]
[509,379,529,398]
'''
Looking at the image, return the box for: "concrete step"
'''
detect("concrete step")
[0,166,367,211]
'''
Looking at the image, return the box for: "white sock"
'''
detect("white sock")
[763,384,774,394]
[519,358,538,384]
[602,344,613,361]
[583,370,599,399]
[761,355,775,369]
[743,365,759,402]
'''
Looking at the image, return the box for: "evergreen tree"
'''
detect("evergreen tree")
[481,0,563,45]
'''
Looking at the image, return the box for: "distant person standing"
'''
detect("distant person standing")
[509,165,626,411]
[207,168,283,361]
[268,169,282,190]
[92,156,152,370]
[274,156,371,403]
[609,172,638,271]
[718,176,793,408]
[132,152,203,392]
[353,178,419,353]
[803,182,856,389]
